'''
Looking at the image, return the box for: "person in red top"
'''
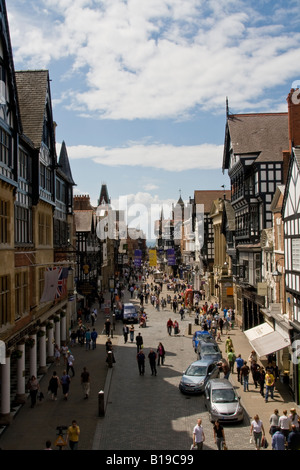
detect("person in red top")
[167,318,173,335]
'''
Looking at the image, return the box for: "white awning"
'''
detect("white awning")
[244,323,291,357]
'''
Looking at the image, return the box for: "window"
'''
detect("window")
[38,213,51,245]
[0,199,9,243]
[0,275,10,327]
[15,271,28,319]
[15,205,32,244]
[0,127,10,166]
[38,268,45,300]
[255,253,261,284]
[292,238,300,272]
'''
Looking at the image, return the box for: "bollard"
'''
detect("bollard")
[107,351,113,368]
[98,390,105,417]
[188,322,192,335]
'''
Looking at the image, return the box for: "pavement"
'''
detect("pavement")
[0,279,299,452]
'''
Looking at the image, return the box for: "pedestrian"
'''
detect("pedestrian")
[67,420,80,450]
[225,335,233,353]
[279,410,291,441]
[81,367,90,399]
[213,420,226,450]
[218,317,224,335]
[173,320,180,335]
[54,344,61,366]
[289,408,300,429]
[137,350,145,375]
[265,370,275,402]
[272,427,286,450]
[251,360,260,388]
[136,332,143,352]
[60,370,71,400]
[70,330,77,347]
[167,318,173,335]
[85,328,91,350]
[67,352,75,377]
[192,418,205,450]
[91,328,98,349]
[219,359,230,380]
[227,348,235,373]
[258,366,265,397]
[27,375,39,408]
[48,371,60,401]
[148,349,157,376]
[105,317,111,337]
[61,342,69,365]
[235,354,244,383]
[129,324,135,343]
[248,350,257,366]
[241,361,250,391]
[269,409,280,436]
[44,440,52,450]
[250,414,265,450]
[179,306,185,320]
[123,324,129,343]
[157,342,165,366]
[287,425,300,450]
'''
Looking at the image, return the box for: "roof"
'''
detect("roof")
[15,70,49,148]
[223,113,289,168]
[74,210,94,232]
[194,190,231,213]
[57,141,76,185]
[222,199,235,232]
[294,146,300,169]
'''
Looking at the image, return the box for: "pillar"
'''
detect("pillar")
[47,320,54,362]
[29,333,37,379]
[38,325,47,374]
[0,354,12,426]
[15,342,26,404]
[61,313,67,343]
[55,316,61,349]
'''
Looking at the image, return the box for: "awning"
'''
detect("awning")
[244,323,290,357]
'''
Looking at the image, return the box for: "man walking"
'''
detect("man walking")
[193,418,205,450]
[81,367,90,399]
[148,349,157,376]
[137,350,145,375]
[241,361,250,391]
[136,332,143,352]
[91,328,98,349]
[265,370,275,402]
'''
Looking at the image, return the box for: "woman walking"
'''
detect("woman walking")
[213,420,226,450]
[48,371,60,401]
[250,414,265,450]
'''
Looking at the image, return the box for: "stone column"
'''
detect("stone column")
[61,313,67,343]
[54,315,61,349]
[38,325,47,374]
[47,321,55,363]
[15,342,26,404]
[0,354,12,426]
[29,333,37,379]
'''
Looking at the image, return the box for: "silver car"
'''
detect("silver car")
[204,378,244,423]
[179,359,220,394]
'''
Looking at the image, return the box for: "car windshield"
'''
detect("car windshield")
[212,389,238,403]
[125,308,136,314]
[185,365,207,376]
[202,345,220,353]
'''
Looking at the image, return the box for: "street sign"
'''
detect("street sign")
[55,435,67,447]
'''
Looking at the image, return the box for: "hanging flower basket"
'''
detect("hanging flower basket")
[60,310,66,318]
[11,349,23,359]
[25,338,35,348]
[46,322,53,330]
[37,329,46,337]
[53,315,60,323]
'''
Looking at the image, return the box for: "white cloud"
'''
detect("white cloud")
[59,142,223,171]
[8,0,300,120]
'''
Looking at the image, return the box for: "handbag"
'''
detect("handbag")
[223,443,228,450]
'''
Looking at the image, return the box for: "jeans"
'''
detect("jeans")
[243,375,249,391]
[265,385,274,401]
[216,437,224,450]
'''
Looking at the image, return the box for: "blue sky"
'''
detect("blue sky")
[7,0,300,238]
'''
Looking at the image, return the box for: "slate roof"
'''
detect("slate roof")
[294,146,300,169]
[194,190,231,213]
[224,113,289,168]
[14,70,49,149]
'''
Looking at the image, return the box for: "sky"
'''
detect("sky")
[7,0,300,240]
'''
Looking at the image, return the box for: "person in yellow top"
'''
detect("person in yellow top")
[67,420,80,450]
[265,371,275,402]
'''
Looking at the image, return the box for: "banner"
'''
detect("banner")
[40,267,68,303]
[134,249,142,267]
[167,248,176,266]
[149,249,157,267]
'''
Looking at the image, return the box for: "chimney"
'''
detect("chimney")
[287,88,300,150]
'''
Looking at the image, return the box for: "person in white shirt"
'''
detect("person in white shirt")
[250,414,265,450]
[279,410,292,441]
[193,418,205,450]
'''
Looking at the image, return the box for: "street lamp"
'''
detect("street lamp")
[272,265,282,306]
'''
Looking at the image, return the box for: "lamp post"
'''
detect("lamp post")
[272,266,282,307]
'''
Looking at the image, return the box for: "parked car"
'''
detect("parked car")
[192,330,213,352]
[204,378,244,423]
[196,339,222,362]
[179,359,220,394]
[122,303,138,323]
